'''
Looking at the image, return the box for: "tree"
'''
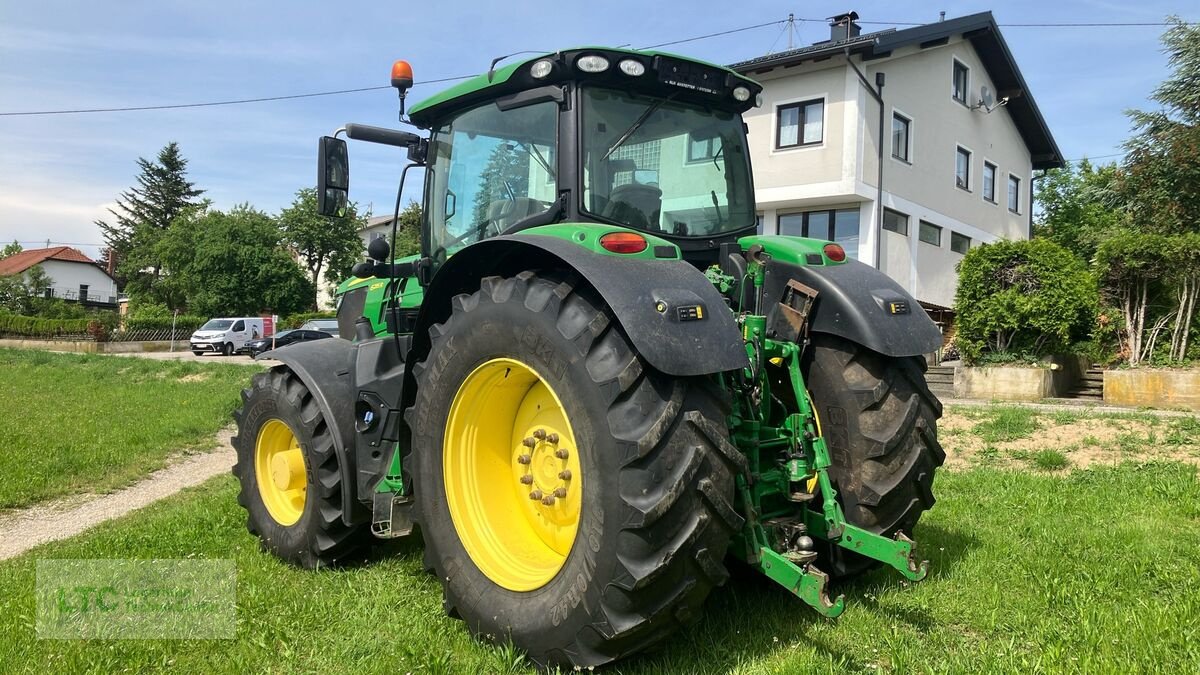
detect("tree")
[472,143,529,227]
[1119,17,1200,236]
[278,187,365,310]
[955,239,1097,364]
[157,205,313,317]
[0,241,21,259]
[1095,232,1176,366]
[392,201,422,258]
[1034,159,1126,260]
[96,142,204,295]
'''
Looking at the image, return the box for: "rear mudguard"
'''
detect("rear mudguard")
[763,258,942,358]
[410,234,749,378]
[256,338,367,525]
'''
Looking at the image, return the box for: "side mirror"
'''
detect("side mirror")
[445,189,457,220]
[317,136,349,217]
[367,237,391,262]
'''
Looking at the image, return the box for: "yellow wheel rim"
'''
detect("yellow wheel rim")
[254,419,308,526]
[444,358,583,592]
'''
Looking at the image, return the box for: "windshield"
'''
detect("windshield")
[425,99,558,256]
[273,330,295,339]
[201,320,233,331]
[581,88,754,237]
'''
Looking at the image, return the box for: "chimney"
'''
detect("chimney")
[829,11,861,42]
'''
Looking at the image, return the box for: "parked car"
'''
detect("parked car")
[190,317,264,356]
[299,319,339,334]
[244,329,333,358]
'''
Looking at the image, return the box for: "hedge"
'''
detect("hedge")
[124,315,207,333]
[281,311,336,329]
[0,312,90,338]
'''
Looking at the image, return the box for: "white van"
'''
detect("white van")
[190,317,266,356]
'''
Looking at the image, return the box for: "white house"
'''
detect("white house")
[0,246,119,308]
[731,11,1063,318]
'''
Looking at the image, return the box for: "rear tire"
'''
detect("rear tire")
[803,333,944,580]
[406,272,742,669]
[232,367,369,567]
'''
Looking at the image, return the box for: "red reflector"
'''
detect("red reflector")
[823,243,846,262]
[599,232,648,254]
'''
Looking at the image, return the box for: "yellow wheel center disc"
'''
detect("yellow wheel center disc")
[255,419,308,526]
[444,358,583,592]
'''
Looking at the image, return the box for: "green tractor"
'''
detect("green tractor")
[233,47,943,669]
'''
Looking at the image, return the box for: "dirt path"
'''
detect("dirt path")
[0,430,236,561]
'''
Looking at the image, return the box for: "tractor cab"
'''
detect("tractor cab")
[321,48,763,275]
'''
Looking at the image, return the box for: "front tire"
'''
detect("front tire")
[804,334,944,579]
[406,272,742,669]
[222,342,234,356]
[232,367,369,567]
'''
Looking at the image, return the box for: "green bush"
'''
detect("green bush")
[955,239,1097,364]
[281,311,335,329]
[0,312,91,338]
[124,314,206,333]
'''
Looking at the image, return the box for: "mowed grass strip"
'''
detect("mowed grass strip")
[1,463,1197,673]
[0,349,257,509]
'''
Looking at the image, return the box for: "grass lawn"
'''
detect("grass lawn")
[1,461,1198,673]
[0,349,257,509]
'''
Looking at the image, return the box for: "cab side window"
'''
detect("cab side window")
[232,320,245,332]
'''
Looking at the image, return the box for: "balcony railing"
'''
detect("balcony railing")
[43,287,118,304]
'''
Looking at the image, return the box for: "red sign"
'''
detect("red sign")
[262,315,274,337]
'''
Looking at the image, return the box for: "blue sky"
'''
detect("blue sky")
[0,0,1191,259]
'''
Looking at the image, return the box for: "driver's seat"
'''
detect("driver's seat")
[604,182,662,231]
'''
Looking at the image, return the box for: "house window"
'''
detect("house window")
[951,231,971,254]
[955,146,971,190]
[983,162,997,203]
[78,284,89,302]
[755,214,764,234]
[1008,174,1021,213]
[882,208,909,236]
[919,221,942,246]
[687,134,721,163]
[892,112,911,162]
[778,208,860,259]
[952,60,969,104]
[777,99,824,148]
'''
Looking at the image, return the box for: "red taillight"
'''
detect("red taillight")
[823,243,846,262]
[599,232,647,254]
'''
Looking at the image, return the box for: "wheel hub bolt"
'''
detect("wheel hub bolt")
[546,432,559,444]
[517,454,532,465]
[553,487,567,498]
[558,470,572,480]
[519,475,534,485]
[532,429,547,441]
[529,490,543,500]
[522,437,537,448]
[555,448,570,459]
[541,495,556,506]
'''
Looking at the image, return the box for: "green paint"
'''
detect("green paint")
[738,234,849,266]
[375,444,406,495]
[521,222,679,259]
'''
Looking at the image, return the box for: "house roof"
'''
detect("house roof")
[0,246,103,277]
[730,12,1063,170]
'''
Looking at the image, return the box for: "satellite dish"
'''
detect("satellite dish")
[979,85,995,109]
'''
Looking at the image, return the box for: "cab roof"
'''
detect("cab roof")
[407,46,762,128]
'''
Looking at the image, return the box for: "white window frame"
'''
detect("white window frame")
[891,108,913,164]
[918,220,943,247]
[982,160,998,204]
[772,94,827,153]
[950,231,971,254]
[952,58,970,106]
[955,144,973,192]
[1008,173,1022,213]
